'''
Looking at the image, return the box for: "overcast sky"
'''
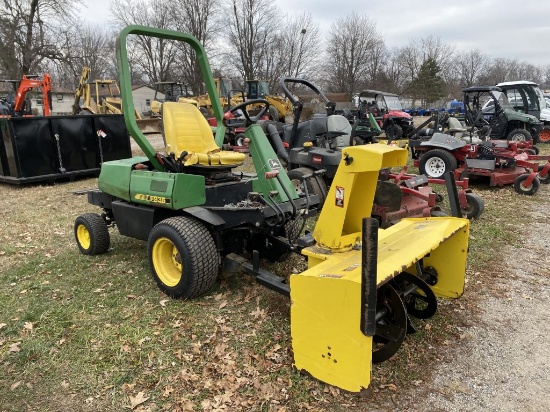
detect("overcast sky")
[78,0,550,67]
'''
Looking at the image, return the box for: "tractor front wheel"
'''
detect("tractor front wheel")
[74,213,110,255]
[513,174,540,196]
[462,192,484,219]
[148,216,219,299]
[419,149,458,178]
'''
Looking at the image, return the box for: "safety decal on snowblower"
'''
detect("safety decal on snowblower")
[135,194,171,204]
[335,186,344,207]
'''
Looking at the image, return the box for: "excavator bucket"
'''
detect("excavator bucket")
[290,144,469,393]
[136,117,161,134]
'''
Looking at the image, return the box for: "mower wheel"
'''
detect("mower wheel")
[288,167,327,205]
[539,128,550,143]
[148,216,219,299]
[74,213,110,255]
[430,210,448,217]
[419,150,458,178]
[385,124,403,141]
[507,128,531,142]
[462,193,484,219]
[513,174,540,196]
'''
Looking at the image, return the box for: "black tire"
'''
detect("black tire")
[507,128,531,142]
[430,210,448,217]
[462,192,484,219]
[74,213,110,255]
[419,150,458,178]
[531,145,540,155]
[385,124,403,140]
[287,167,327,205]
[148,216,219,299]
[513,174,540,196]
[269,106,280,122]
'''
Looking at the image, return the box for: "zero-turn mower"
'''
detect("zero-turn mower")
[409,117,550,195]
[74,25,471,395]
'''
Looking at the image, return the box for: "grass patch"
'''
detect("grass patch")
[1,144,549,410]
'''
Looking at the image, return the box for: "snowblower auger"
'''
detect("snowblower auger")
[289,144,470,394]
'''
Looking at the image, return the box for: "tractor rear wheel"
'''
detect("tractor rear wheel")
[419,149,458,178]
[74,213,110,255]
[507,128,532,142]
[513,174,540,196]
[288,167,327,205]
[148,216,219,299]
[462,192,484,219]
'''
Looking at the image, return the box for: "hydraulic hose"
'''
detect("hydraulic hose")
[265,123,289,162]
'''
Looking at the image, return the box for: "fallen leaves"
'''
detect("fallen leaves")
[128,391,149,409]
[9,342,21,353]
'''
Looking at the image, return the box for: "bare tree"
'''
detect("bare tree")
[323,12,384,95]
[0,0,80,80]
[110,0,180,84]
[171,0,221,95]
[457,49,488,87]
[225,0,282,81]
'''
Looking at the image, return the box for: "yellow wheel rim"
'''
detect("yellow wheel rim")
[76,224,91,250]
[152,237,182,287]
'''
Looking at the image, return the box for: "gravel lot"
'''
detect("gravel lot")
[424,204,550,411]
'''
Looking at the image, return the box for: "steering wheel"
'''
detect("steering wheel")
[225,98,270,126]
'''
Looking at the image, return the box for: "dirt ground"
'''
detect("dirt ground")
[424,205,550,411]
[366,184,550,412]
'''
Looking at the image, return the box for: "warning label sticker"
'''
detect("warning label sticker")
[335,186,344,207]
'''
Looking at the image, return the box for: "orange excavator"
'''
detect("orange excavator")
[10,74,53,116]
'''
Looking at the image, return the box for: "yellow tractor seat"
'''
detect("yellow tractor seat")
[161,102,246,166]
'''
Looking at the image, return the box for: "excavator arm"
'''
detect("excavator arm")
[13,74,52,116]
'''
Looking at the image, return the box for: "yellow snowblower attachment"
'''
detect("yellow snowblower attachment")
[290,144,469,394]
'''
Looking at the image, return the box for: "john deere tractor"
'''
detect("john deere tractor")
[74,25,470,395]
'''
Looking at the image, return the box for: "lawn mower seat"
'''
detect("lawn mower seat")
[326,114,353,147]
[447,116,467,137]
[162,102,246,166]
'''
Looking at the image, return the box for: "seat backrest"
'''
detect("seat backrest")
[447,116,464,130]
[162,102,219,154]
[327,114,352,147]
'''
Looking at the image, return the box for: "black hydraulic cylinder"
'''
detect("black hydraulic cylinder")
[361,218,378,337]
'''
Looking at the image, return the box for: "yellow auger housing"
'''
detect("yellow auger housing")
[290,144,469,394]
